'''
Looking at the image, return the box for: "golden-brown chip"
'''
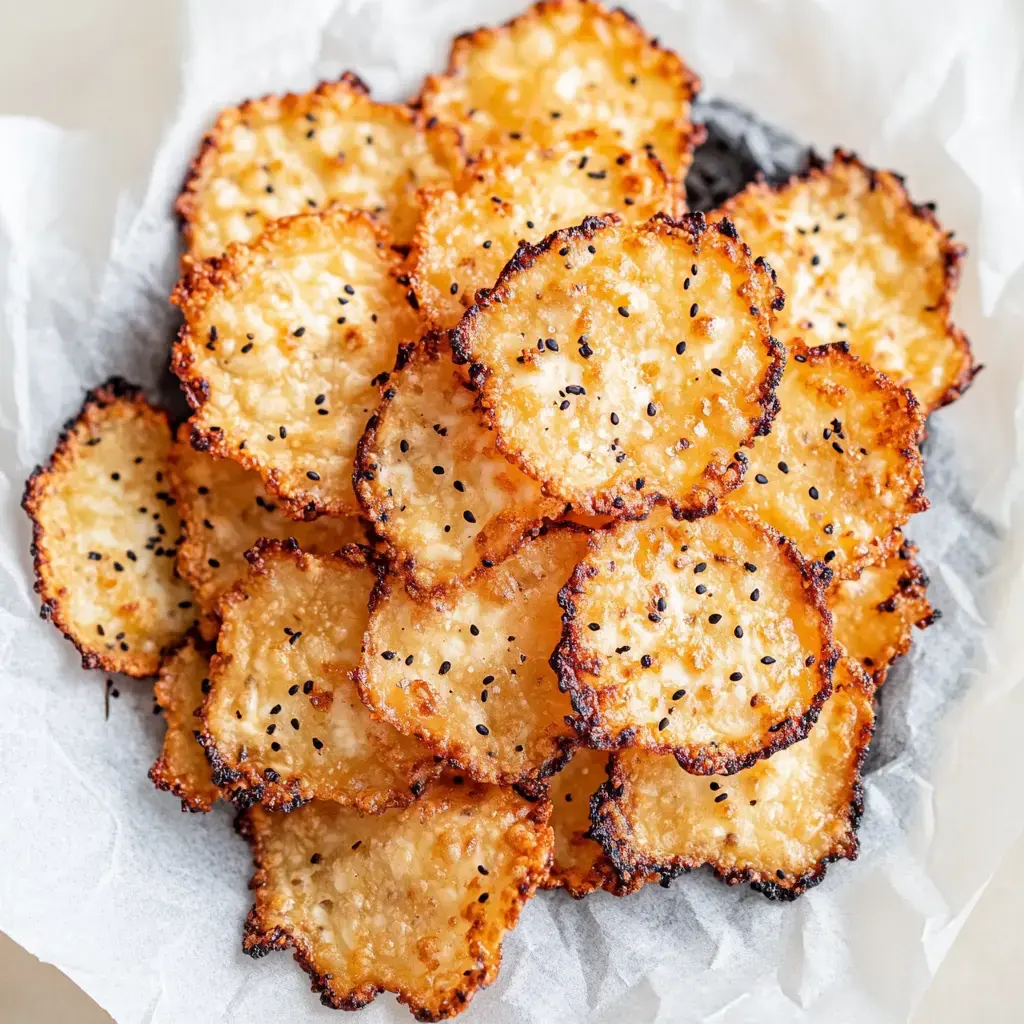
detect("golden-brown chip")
[726,342,927,579]
[450,214,785,518]
[544,747,622,898]
[359,526,586,788]
[720,150,977,411]
[355,334,564,590]
[590,659,874,899]
[22,379,196,677]
[553,506,838,773]
[409,131,679,330]
[171,209,422,519]
[241,781,552,1017]
[417,0,701,181]
[168,429,366,637]
[829,539,935,685]
[201,540,440,811]
[177,72,462,260]
[149,637,220,813]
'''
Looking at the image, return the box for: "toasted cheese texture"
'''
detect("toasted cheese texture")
[149,639,220,812]
[172,209,422,519]
[359,526,587,788]
[23,379,195,677]
[553,506,837,773]
[591,660,874,899]
[202,541,439,811]
[418,0,701,181]
[241,782,552,1017]
[726,342,927,579]
[410,131,679,330]
[177,72,462,259]
[451,214,785,518]
[720,151,976,411]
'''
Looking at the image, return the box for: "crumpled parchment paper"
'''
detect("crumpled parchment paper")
[1,1,1022,1022]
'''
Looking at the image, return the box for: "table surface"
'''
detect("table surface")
[0,2,1020,1021]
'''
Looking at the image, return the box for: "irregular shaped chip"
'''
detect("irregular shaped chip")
[22,379,196,677]
[418,0,701,181]
[172,209,421,519]
[829,539,936,685]
[201,540,440,811]
[355,334,564,590]
[177,72,462,260]
[409,131,678,330]
[241,781,552,1017]
[451,214,785,517]
[149,638,220,813]
[720,150,977,411]
[359,526,586,788]
[553,506,837,773]
[169,430,366,636]
[591,660,874,899]
[544,747,622,898]
[726,342,927,578]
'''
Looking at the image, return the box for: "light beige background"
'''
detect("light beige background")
[0,2,1020,1021]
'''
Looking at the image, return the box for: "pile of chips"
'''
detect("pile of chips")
[22,1,974,1018]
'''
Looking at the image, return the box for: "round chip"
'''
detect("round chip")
[201,540,440,812]
[169,430,366,637]
[726,342,927,578]
[177,71,462,260]
[720,150,977,412]
[409,131,678,330]
[359,525,586,788]
[590,659,874,899]
[355,334,564,591]
[829,539,936,685]
[22,378,196,677]
[553,506,838,773]
[149,638,220,813]
[450,214,785,518]
[171,209,421,519]
[417,0,701,181]
[544,746,623,898]
[241,781,552,1017]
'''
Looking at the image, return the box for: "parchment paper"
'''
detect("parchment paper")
[1,1,1022,1021]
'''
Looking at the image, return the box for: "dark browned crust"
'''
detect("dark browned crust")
[357,521,590,787]
[719,147,979,411]
[170,208,400,522]
[238,791,553,1019]
[22,377,185,678]
[414,0,703,187]
[551,510,840,775]
[449,213,786,519]
[590,671,875,899]
[199,538,438,812]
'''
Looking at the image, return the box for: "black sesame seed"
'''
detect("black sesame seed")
[714,792,728,803]
[312,737,323,750]
[439,661,451,675]
[303,680,313,694]
[464,510,476,524]
[641,654,652,668]
[750,588,760,601]
[672,689,686,700]
[545,338,559,351]
[559,400,570,410]
[690,302,699,317]
[734,625,744,638]
[587,622,601,631]
[730,671,743,681]
[647,402,657,417]
[618,306,630,318]
[400,439,409,453]
[610,412,619,425]
[478,892,489,903]
[432,465,445,475]
[658,717,670,731]
[761,656,776,665]
[755,473,768,485]
[694,562,707,573]
[808,486,819,500]
[778,461,789,473]
[709,614,722,624]
[306,471,320,481]
[470,624,480,636]
[381,650,396,660]
[482,240,492,248]
[675,341,686,354]
[476,724,489,736]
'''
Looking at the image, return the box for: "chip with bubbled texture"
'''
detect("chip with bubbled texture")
[149,637,220,813]
[169,430,366,638]
[22,378,196,677]
[177,71,462,260]
[829,538,935,685]
[590,658,874,899]
[553,506,838,773]
[720,150,976,412]
[171,209,421,519]
[451,214,785,518]
[726,342,927,579]
[240,781,553,1017]
[417,0,701,182]
[355,334,564,591]
[359,525,586,788]
[409,130,679,330]
[201,540,440,811]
